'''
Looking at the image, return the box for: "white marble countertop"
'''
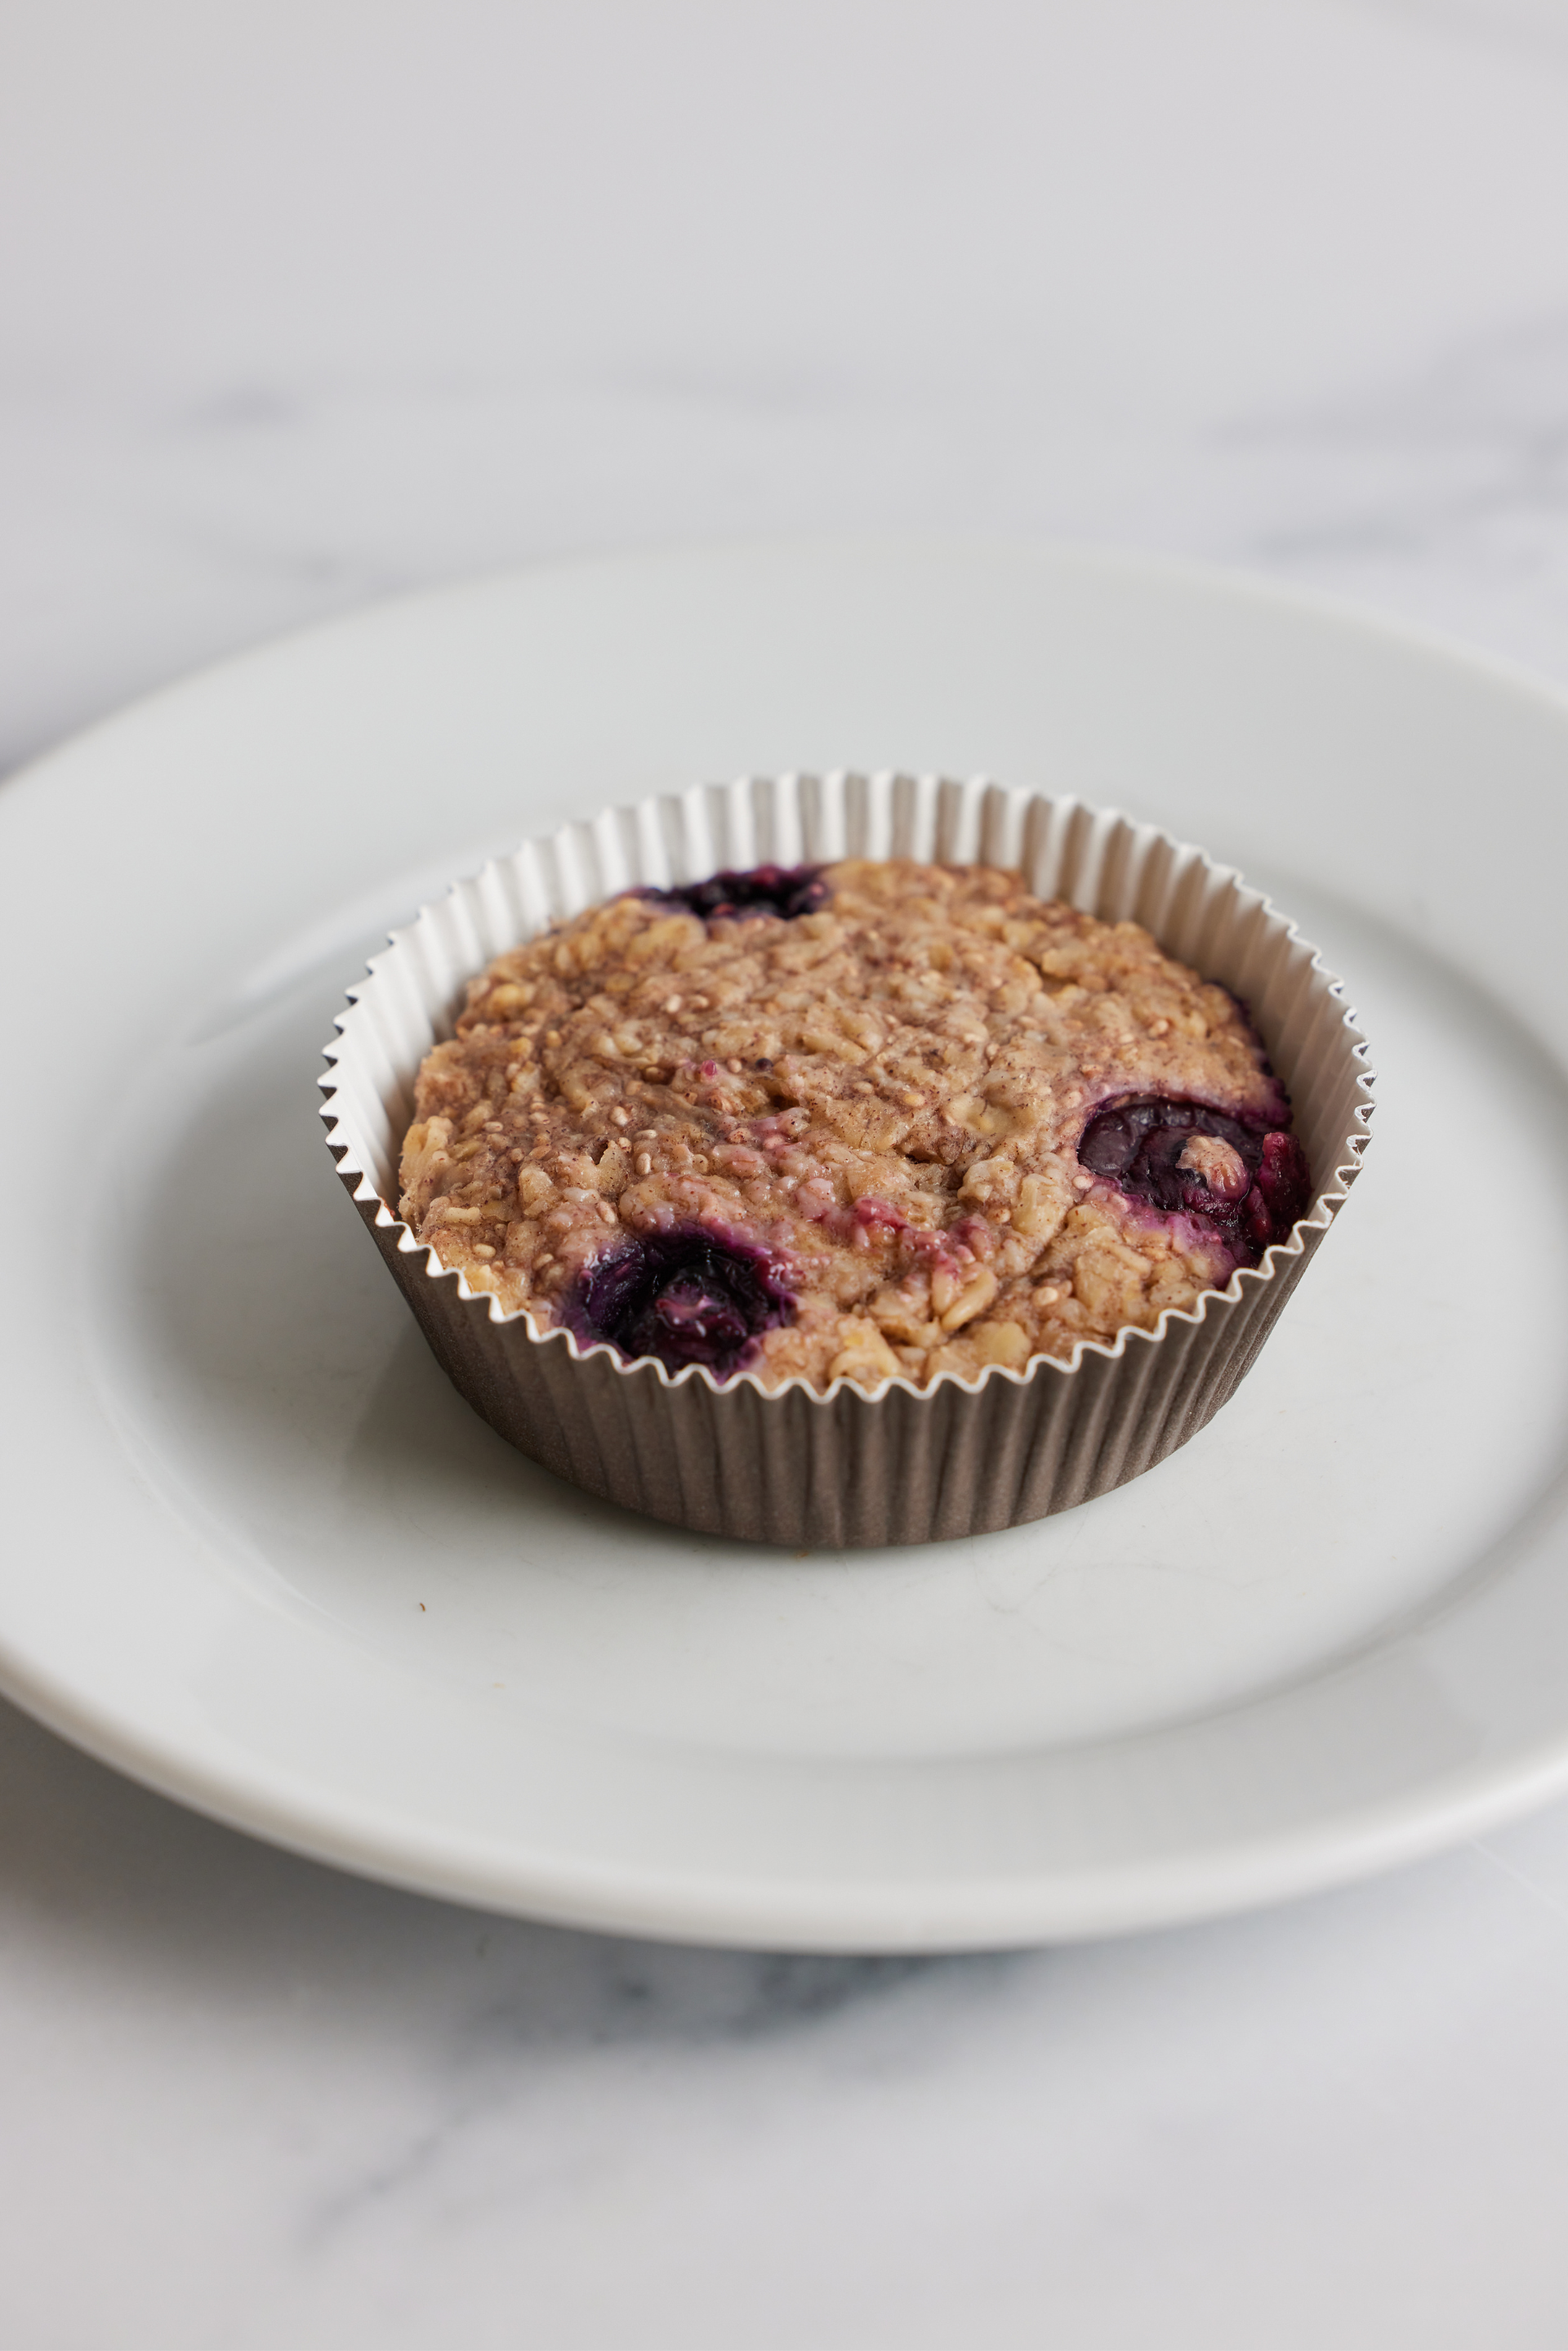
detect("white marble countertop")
[7,3,1568,2343]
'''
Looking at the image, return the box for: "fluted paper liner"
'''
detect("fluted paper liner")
[321,775,1373,1546]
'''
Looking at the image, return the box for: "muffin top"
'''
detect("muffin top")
[398,858,1309,1390]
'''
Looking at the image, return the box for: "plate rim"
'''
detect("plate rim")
[10,1626,1568,1953]
[11,526,1568,808]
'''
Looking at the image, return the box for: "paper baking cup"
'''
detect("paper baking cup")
[321,775,1373,1547]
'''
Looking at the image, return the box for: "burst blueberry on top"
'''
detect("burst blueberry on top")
[562,1225,795,1377]
[641,863,828,923]
[399,858,1310,1390]
[1077,1097,1311,1266]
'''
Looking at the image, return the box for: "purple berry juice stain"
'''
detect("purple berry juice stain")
[564,1225,797,1379]
[1077,1096,1311,1265]
[641,863,828,923]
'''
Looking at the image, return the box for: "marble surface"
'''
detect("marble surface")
[7,2,1568,2343]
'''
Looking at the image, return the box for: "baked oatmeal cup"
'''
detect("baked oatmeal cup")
[323,775,1372,1546]
[398,861,1311,1394]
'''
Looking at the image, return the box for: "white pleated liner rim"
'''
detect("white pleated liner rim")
[319,773,1374,1405]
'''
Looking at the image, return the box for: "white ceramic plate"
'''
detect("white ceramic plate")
[5,538,1568,1953]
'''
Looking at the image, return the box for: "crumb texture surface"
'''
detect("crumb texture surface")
[398,859,1308,1390]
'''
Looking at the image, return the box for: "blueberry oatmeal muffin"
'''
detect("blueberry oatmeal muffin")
[397,860,1311,1392]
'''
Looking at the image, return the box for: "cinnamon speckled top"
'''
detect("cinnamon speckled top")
[398,859,1309,1390]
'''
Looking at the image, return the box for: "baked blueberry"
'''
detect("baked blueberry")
[564,1225,797,1377]
[1078,1096,1310,1264]
[643,863,828,923]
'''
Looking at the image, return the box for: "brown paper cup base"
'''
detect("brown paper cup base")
[323,775,1372,1549]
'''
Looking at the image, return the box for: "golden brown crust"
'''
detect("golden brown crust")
[398,859,1291,1390]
